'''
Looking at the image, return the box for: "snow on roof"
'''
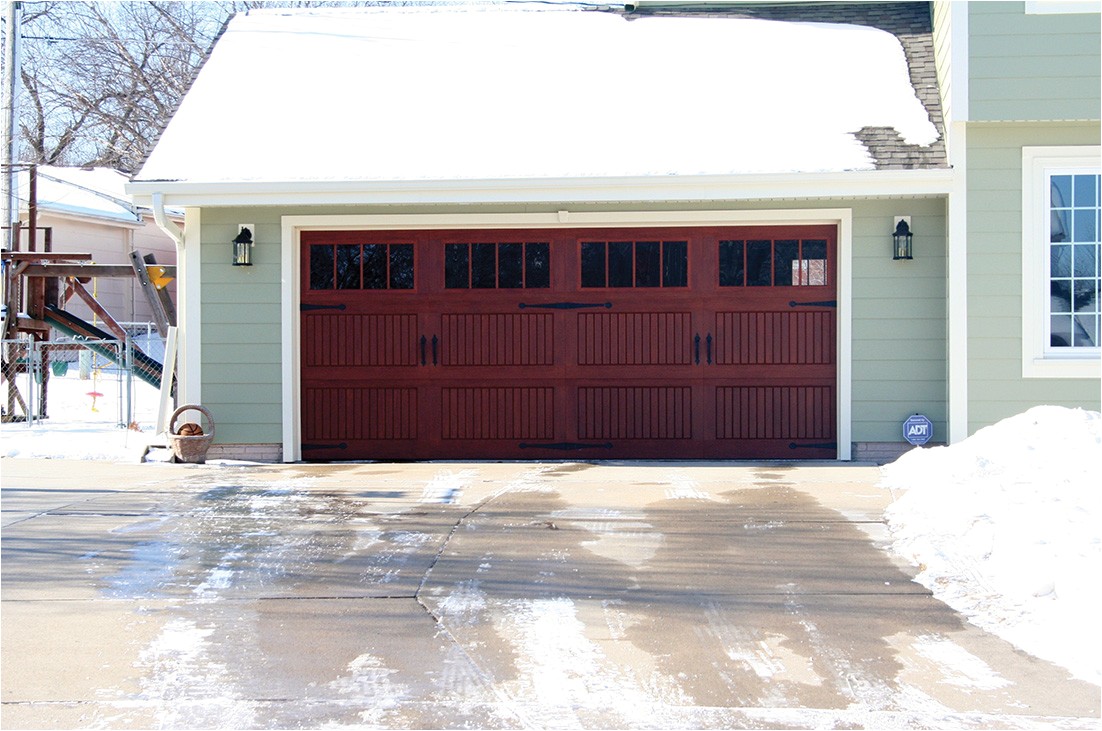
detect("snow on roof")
[17,166,141,224]
[134,5,939,185]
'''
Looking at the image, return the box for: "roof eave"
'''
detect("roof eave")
[126,169,955,209]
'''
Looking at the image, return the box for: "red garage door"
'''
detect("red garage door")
[300,226,835,461]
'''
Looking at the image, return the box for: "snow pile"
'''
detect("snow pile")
[881,405,1102,685]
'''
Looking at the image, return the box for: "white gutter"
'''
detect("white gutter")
[128,168,955,209]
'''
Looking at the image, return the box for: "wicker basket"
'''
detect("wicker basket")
[168,404,215,464]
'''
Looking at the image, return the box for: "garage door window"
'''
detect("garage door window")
[445,242,550,289]
[719,239,828,287]
[580,240,688,288]
[309,243,414,290]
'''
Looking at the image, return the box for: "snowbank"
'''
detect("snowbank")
[881,405,1102,686]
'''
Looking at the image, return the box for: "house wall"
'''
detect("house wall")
[32,214,177,327]
[962,1,1101,435]
[968,1,1100,123]
[966,121,1101,433]
[194,197,947,458]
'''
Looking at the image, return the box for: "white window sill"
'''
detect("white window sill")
[1023,355,1102,379]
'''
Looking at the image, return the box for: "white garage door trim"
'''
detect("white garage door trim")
[280,209,854,462]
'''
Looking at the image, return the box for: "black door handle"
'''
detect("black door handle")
[432,335,438,366]
[706,334,712,364]
[420,335,427,366]
[694,334,700,365]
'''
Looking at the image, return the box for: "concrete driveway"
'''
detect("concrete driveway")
[1,458,1098,729]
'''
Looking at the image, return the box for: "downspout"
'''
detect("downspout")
[151,192,184,249]
[150,191,184,434]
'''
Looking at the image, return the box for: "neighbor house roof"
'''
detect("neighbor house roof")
[17,166,183,224]
[131,3,943,190]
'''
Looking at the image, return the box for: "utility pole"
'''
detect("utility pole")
[2,1,22,253]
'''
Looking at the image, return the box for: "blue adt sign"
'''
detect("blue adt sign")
[903,414,934,446]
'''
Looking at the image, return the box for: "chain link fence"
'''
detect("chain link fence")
[2,325,163,429]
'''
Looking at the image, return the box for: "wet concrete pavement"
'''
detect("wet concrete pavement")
[1,458,1099,729]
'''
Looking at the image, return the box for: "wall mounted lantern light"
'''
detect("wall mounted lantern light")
[892,216,913,260]
[232,225,254,266]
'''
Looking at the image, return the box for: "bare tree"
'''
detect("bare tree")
[18,2,226,172]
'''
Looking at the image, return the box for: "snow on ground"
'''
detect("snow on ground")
[1,370,161,461]
[880,405,1102,686]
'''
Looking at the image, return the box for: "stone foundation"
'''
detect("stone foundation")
[851,441,944,465]
[205,443,283,463]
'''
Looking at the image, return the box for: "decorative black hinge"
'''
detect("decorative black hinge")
[788,300,836,308]
[300,303,347,311]
[518,442,614,451]
[302,442,348,451]
[519,302,612,310]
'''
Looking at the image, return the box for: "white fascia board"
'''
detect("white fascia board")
[128,169,953,208]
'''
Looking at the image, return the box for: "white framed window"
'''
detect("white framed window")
[1022,146,1102,379]
[1024,1,1100,14]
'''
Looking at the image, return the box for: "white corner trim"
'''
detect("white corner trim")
[181,208,202,406]
[280,208,855,463]
[947,122,969,443]
[281,216,301,462]
[836,210,854,461]
[1021,146,1102,380]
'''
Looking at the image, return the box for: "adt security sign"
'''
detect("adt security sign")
[903,414,933,446]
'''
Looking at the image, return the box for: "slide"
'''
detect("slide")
[43,305,163,389]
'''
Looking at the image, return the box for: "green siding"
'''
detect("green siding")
[966,122,1102,434]
[968,2,1101,122]
[196,198,948,451]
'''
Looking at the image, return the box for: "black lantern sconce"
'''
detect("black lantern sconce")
[232,225,254,266]
[892,216,913,260]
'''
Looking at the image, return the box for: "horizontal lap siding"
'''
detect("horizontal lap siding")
[201,215,284,445]
[968,2,1100,122]
[849,198,948,444]
[967,124,1101,433]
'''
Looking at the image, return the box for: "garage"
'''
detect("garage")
[300,225,836,461]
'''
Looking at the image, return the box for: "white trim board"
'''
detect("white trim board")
[280,209,855,463]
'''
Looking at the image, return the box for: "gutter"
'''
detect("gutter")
[128,168,956,209]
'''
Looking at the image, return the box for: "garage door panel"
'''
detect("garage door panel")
[302,313,419,367]
[440,312,554,366]
[714,310,835,366]
[303,385,418,441]
[577,311,693,366]
[441,386,556,440]
[577,385,694,440]
[714,385,835,440]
